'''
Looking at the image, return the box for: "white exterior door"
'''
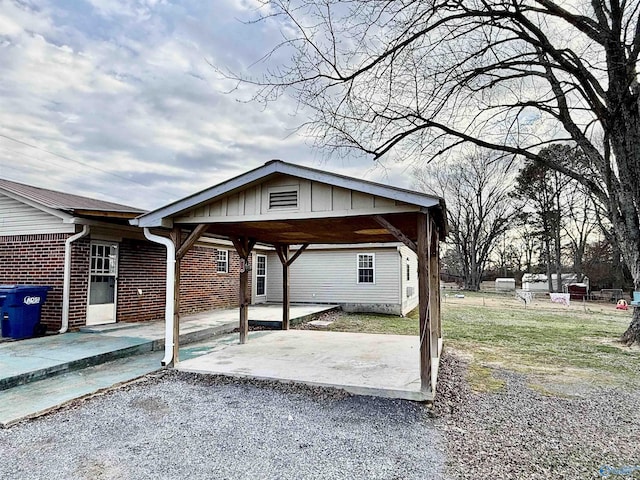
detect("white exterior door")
[86,242,118,325]
[254,254,267,303]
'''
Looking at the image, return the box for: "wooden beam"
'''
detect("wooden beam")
[274,243,309,267]
[432,222,442,342]
[373,215,417,253]
[274,243,287,265]
[428,219,439,357]
[231,237,246,258]
[417,212,431,392]
[231,236,256,344]
[176,224,208,260]
[273,243,308,330]
[286,243,309,266]
[169,227,182,365]
[282,245,290,330]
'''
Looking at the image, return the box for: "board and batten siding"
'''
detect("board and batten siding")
[0,194,74,236]
[174,173,418,223]
[266,247,403,314]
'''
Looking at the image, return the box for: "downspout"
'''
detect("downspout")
[60,224,90,334]
[143,227,176,366]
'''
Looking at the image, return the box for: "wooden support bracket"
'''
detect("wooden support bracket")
[373,215,417,253]
[176,224,209,260]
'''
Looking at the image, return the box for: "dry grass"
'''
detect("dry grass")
[319,293,638,394]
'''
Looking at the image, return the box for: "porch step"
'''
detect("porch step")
[0,322,236,392]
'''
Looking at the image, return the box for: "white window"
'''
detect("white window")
[216,249,228,273]
[357,253,375,284]
[406,257,411,281]
[256,255,267,296]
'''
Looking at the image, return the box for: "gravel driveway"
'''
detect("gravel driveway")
[0,373,446,480]
[1,352,638,479]
[435,353,640,479]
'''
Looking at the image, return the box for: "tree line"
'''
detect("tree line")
[228,0,640,344]
[414,145,631,293]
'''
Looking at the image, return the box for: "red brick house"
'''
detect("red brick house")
[0,179,252,333]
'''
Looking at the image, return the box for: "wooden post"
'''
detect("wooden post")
[282,245,290,330]
[429,219,439,356]
[275,243,309,330]
[432,226,442,342]
[417,212,431,392]
[232,236,256,344]
[169,227,182,365]
[239,258,249,344]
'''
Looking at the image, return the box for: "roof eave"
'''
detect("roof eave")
[133,160,443,229]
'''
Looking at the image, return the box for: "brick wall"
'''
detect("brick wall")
[116,238,167,323]
[0,233,251,330]
[0,233,67,330]
[179,245,244,314]
[68,238,89,329]
[116,241,245,322]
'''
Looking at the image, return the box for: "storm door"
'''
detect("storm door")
[86,242,118,325]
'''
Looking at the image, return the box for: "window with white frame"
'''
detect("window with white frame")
[216,249,229,273]
[406,257,411,281]
[357,253,375,284]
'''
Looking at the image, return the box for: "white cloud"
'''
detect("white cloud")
[0,0,394,210]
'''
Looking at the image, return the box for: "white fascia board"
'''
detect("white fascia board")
[275,161,441,209]
[132,160,442,228]
[133,162,280,227]
[0,187,75,222]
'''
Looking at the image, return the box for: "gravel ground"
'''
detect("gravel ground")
[0,373,446,480]
[1,350,637,480]
[434,352,640,479]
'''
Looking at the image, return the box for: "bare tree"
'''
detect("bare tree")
[513,145,577,292]
[413,151,516,291]
[235,1,640,344]
[514,221,539,275]
[562,183,600,283]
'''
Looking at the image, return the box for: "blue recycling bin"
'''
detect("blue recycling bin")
[0,285,50,340]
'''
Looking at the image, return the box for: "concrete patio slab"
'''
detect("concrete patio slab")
[0,303,334,390]
[0,304,339,426]
[176,330,431,401]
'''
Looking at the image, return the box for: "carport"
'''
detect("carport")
[131,160,446,400]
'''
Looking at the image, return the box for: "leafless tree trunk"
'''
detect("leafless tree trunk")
[413,151,515,291]
[233,1,640,344]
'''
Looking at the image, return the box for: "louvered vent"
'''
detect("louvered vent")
[269,190,298,209]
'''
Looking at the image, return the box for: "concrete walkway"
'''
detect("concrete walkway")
[0,304,337,427]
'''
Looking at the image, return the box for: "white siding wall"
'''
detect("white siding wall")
[399,245,419,315]
[0,194,74,236]
[266,247,402,309]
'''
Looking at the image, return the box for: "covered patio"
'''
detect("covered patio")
[131,160,447,400]
[178,329,431,401]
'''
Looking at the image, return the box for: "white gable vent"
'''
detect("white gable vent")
[269,189,298,209]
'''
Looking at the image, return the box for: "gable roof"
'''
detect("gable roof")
[132,159,445,229]
[0,178,145,216]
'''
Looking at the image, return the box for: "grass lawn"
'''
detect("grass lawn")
[321,293,639,394]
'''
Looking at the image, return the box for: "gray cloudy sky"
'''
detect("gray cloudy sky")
[0,0,409,211]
